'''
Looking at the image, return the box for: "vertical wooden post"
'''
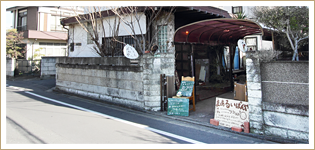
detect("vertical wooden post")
[160,74,165,111]
[191,44,195,77]
[238,46,240,70]
[229,45,234,91]
[166,76,176,99]
[191,44,196,103]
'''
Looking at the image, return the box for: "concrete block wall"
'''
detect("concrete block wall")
[55,12,176,111]
[6,57,16,76]
[55,53,175,112]
[55,53,175,111]
[55,57,145,110]
[262,102,309,140]
[246,51,309,141]
[41,57,62,78]
[261,62,309,105]
[261,61,309,141]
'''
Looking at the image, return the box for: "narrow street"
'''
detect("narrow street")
[6,87,180,144]
[5,78,277,147]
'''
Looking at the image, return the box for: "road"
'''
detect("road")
[4,78,277,147]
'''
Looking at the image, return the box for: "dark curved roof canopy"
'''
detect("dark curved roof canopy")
[173,18,264,45]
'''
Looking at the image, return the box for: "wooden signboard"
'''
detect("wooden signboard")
[167,98,189,116]
[176,81,194,97]
[214,97,249,128]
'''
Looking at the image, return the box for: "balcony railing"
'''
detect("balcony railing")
[17,25,27,31]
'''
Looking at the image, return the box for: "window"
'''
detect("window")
[61,48,67,56]
[17,9,27,31]
[232,6,243,14]
[46,48,54,56]
[158,25,168,53]
[39,42,67,46]
[46,43,53,46]
[102,35,141,56]
[124,36,134,46]
[54,43,60,46]
[245,37,257,51]
[37,47,67,57]
[50,15,65,31]
[86,22,93,44]
[38,42,68,57]
[102,36,126,56]
[70,43,74,52]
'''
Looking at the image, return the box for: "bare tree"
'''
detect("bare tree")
[72,6,121,57]
[252,6,309,61]
[110,6,176,54]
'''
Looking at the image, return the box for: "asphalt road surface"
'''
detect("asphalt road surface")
[5,78,277,148]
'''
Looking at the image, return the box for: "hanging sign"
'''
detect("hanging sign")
[123,44,139,59]
[176,81,194,97]
[214,97,249,129]
[237,39,247,53]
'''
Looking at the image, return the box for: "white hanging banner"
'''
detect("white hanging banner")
[123,44,139,59]
[237,39,248,53]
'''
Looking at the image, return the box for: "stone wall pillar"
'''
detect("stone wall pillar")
[6,57,16,77]
[142,13,175,111]
[142,52,175,111]
[245,51,264,134]
[142,54,161,111]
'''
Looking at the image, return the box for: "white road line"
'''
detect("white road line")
[7,85,206,144]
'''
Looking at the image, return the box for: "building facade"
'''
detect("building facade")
[6,6,84,60]
[53,6,309,141]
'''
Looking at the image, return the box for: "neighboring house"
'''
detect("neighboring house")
[61,6,232,58]
[6,6,84,60]
[58,6,265,108]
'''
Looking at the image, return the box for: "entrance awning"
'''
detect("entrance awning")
[173,18,264,45]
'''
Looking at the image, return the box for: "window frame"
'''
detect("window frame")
[157,25,168,53]
[245,37,258,51]
[17,9,27,31]
[232,6,243,14]
[101,35,142,56]
[50,15,66,32]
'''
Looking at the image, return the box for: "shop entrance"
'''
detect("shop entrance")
[174,43,246,119]
[174,44,244,101]
[171,18,264,120]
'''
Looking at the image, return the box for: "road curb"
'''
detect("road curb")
[144,110,308,144]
